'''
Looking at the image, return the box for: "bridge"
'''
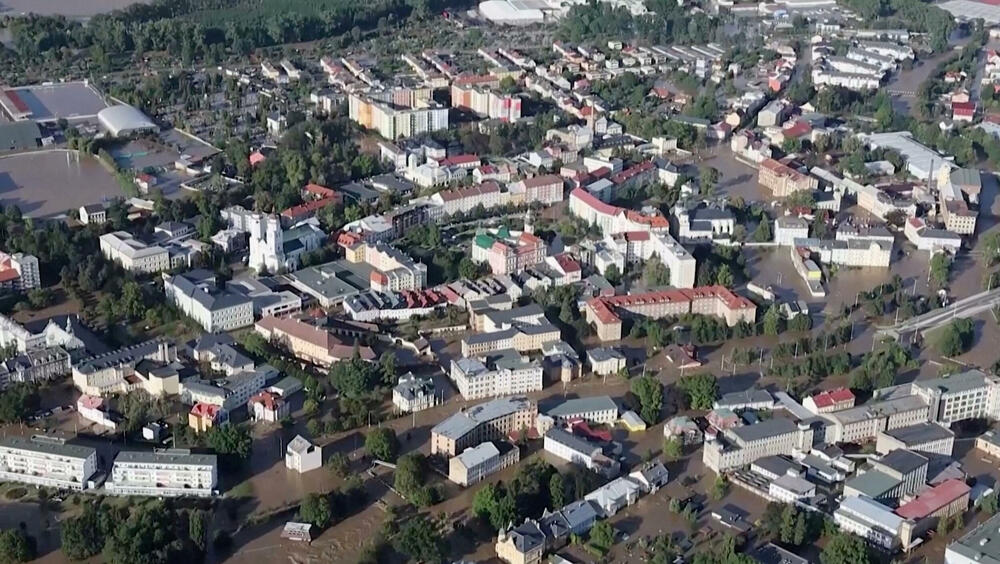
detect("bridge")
[874,287,1000,339]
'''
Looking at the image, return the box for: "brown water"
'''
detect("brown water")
[0,150,123,218]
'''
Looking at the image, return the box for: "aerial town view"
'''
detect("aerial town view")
[7,0,1000,563]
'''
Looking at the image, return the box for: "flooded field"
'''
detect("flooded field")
[0,150,122,218]
[0,0,149,17]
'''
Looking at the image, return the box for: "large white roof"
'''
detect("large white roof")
[97,104,156,135]
[479,0,544,23]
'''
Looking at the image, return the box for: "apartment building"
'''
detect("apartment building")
[774,216,810,246]
[448,441,520,486]
[508,174,564,206]
[72,339,178,397]
[793,236,892,268]
[938,168,979,236]
[181,366,273,411]
[255,315,376,368]
[344,241,427,292]
[568,188,670,236]
[823,395,931,444]
[590,231,696,289]
[0,252,39,291]
[472,229,547,276]
[546,396,619,425]
[0,435,97,490]
[0,346,71,388]
[431,396,537,456]
[543,427,620,477]
[461,307,561,357]
[431,181,506,216]
[758,159,818,198]
[100,231,170,273]
[163,271,254,332]
[904,217,962,253]
[248,390,289,423]
[450,83,521,122]
[834,495,904,550]
[703,418,815,472]
[585,286,757,341]
[911,370,1000,424]
[106,449,218,497]
[348,91,448,139]
[451,350,543,400]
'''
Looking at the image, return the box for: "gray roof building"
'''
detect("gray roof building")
[876,449,928,475]
[0,435,95,460]
[946,511,1000,563]
[114,448,217,467]
[546,396,618,419]
[730,418,798,444]
[0,121,40,152]
[432,396,533,441]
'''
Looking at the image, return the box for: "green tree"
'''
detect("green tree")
[630,375,663,424]
[663,436,683,461]
[206,424,252,470]
[458,257,483,280]
[982,491,999,515]
[604,263,622,286]
[0,529,33,564]
[326,452,350,477]
[0,383,39,423]
[752,216,772,242]
[762,305,783,336]
[394,453,436,507]
[61,507,105,560]
[549,473,567,508]
[26,288,54,310]
[677,373,718,409]
[710,475,729,500]
[394,516,443,563]
[188,510,208,552]
[699,166,720,195]
[365,428,399,462]
[103,502,179,564]
[589,519,615,552]
[820,532,872,564]
[378,351,397,386]
[473,483,516,530]
[299,493,332,529]
[935,318,974,357]
[930,252,952,289]
[643,257,671,286]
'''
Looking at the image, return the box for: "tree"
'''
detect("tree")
[643,257,671,286]
[378,351,397,386]
[699,166,720,195]
[394,453,436,507]
[852,341,914,390]
[677,373,718,409]
[26,288,54,310]
[752,216,772,242]
[0,529,33,564]
[630,375,663,424]
[663,436,683,461]
[61,507,105,560]
[329,357,381,398]
[762,305,783,336]
[589,519,615,552]
[982,491,999,515]
[104,502,179,564]
[394,516,443,563]
[710,475,728,500]
[549,473,567,508]
[820,532,872,564]
[930,252,952,289]
[0,383,39,423]
[604,263,622,286]
[458,257,483,280]
[299,493,332,529]
[473,483,516,530]
[188,510,208,552]
[326,452,350,477]
[935,318,974,357]
[206,424,252,471]
[365,428,399,462]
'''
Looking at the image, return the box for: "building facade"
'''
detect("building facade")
[106,449,218,497]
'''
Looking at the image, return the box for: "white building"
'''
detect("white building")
[106,449,218,497]
[543,428,619,476]
[448,441,519,486]
[163,271,254,333]
[0,435,97,490]
[946,512,1000,564]
[587,347,626,376]
[911,369,1000,425]
[703,418,816,472]
[450,351,544,401]
[833,495,903,550]
[248,215,324,273]
[904,217,962,253]
[775,216,810,246]
[392,372,436,413]
[179,366,272,411]
[769,473,817,503]
[546,396,619,425]
[589,231,696,289]
[100,231,170,273]
[285,435,322,473]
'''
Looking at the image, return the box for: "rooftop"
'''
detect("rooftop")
[896,478,971,520]
[114,448,217,467]
[729,418,798,444]
[947,511,1000,563]
[845,470,901,498]
[0,435,96,460]
[547,396,618,418]
[882,422,955,446]
[432,397,534,441]
[875,449,928,475]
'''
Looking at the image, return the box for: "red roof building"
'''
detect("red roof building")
[189,402,227,433]
[895,479,971,521]
[803,388,856,414]
[952,101,976,122]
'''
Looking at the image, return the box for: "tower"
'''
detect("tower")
[524,209,535,235]
[248,213,286,273]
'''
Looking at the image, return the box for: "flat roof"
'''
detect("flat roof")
[114,449,217,466]
[881,422,955,445]
[729,418,797,443]
[547,396,618,417]
[0,435,95,460]
[914,369,990,396]
[432,397,533,440]
[6,82,108,121]
[845,470,901,498]
[827,395,928,425]
[948,511,1000,563]
[875,449,928,475]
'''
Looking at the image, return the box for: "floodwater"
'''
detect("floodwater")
[0,0,150,17]
[0,150,123,218]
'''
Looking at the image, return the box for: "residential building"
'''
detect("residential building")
[448,441,520,486]
[877,423,956,456]
[163,270,253,332]
[450,350,543,400]
[0,252,38,291]
[547,396,619,425]
[774,216,810,246]
[587,347,626,376]
[804,387,856,414]
[0,435,97,490]
[106,449,217,497]
[508,174,564,206]
[344,241,427,292]
[585,476,644,517]
[392,372,436,413]
[72,339,178,397]
[544,425,623,477]
[79,204,107,225]
[0,346,71,388]
[569,188,670,236]
[285,435,322,473]
[450,83,521,121]
[460,314,561,357]
[713,389,774,411]
[703,418,817,472]
[100,231,170,273]
[188,403,227,433]
[348,91,448,139]
[589,231,696,289]
[585,286,757,341]
[76,395,118,430]
[431,396,536,456]
[976,429,1000,458]
[904,217,962,253]
[834,495,904,550]
[255,315,375,368]
[758,159,818,198]
[180,366,273,411]
[431,181,507,216]
[495,520,545,564]
[471,228,547,276]
[793,236,892,268]
[248,390,289,423]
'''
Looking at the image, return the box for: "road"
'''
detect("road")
[875,287,1000,337]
